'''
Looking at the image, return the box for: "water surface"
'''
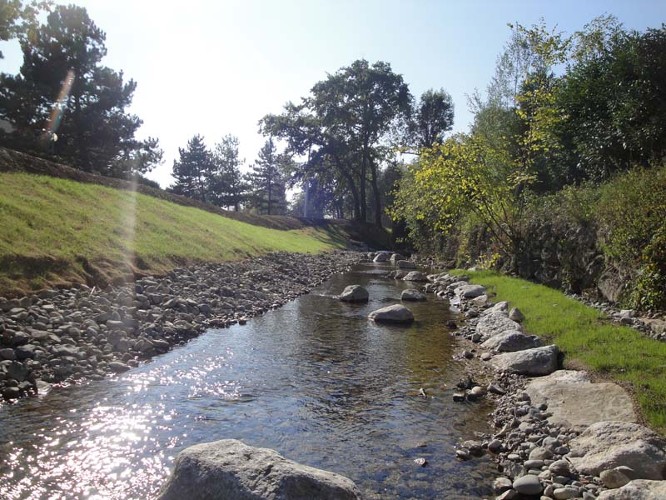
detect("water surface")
[0,263,495,499]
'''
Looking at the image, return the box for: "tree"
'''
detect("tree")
[262,59,411,227]
[247,138,287,215]
[408,88,454,149]
[0,0,49,58]
[0,4,161,177]
[170,134,212,202]
[209,134,247,210]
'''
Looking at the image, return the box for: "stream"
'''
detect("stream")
[0,263,496,499]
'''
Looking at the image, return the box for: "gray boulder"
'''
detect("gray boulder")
[373,252,390,263]
[368,304,414,324]
[339,285,369,303]
[403,271,428,282]
[567,421,666,479]
[597,480,666,499]
[481,330,542,352]
[476,312,522,340]
[389,253,404,264]
[509,307,525,322]
[455,284,486,299]
[401,289,426,302]
[158,439,361,500]
[525,371,636,430]
[480,301,509,316]
[491,345,559,376]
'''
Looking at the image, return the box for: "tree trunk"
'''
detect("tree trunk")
[370,162,383,228]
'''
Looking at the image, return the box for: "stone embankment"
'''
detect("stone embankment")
[0,251,362,402]
[422,271,666,500]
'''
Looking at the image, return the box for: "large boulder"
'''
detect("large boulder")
[525,371,637,430]
[481,330,542,353]
[490,345,559,376]
[403,271,428,282]
[339,285,369,303]
[401,289,427,302]
[389,253,404,264]
[368,304,414,324]
[476,312,522,341]
[158,439,361,500]
[454,284,486,299]
[597,480,666,499]
[566,422,666,479]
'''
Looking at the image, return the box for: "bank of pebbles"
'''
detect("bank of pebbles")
[425,273,608,500]
[0,251,363,402]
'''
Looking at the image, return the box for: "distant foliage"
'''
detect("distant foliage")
[246,138,287,216]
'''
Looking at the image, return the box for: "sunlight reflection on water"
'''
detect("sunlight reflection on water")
[0,264,496,499]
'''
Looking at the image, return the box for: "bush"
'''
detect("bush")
[595,164,666,310]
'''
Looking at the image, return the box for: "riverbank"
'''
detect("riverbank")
[0,251,363,401]
[425,272,666,499]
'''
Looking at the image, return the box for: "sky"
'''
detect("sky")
[1,0,665,188]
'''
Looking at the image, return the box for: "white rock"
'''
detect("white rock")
[481,330,542,352]
[455,284,486,299]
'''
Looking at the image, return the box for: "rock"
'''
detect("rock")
[481,330,543,352]
[525,370,636,430]
[0,348,16,360]
[157,439,361,500]
[529,447,553,460]
[480,352,492,361]
[549,459,574,477]
[496,489,517,500]
[373,252,390,263]
[513,474,543,495]
[452,392,466,402]
[403,271,428,282]
[553,486,580,499]
[413,457,427,467]
[600,466,635,489]
[491,345,559,376]
[389,253,404,264]
[476,312,522,340]
[596,479,666,499]
[455,448,471,460]
[494,476,513,493]
[401,289,426,302]
[368,304,414,324]
[567,421,666,479]
[481,301,509,316]
[339,285,369,303]
[508,307,525,322]
[455,284,486,299]
[108,361,131,373]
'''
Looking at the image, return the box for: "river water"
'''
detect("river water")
[0,263,496,499]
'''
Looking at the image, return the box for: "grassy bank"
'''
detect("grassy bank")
[457,270,666,433]
[0,173,348,296]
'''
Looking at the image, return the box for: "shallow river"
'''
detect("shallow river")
[0,263,496,499]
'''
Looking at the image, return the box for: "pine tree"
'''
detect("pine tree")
[170,135,212,202]
[247,138,287,215]
[209,135,247,210]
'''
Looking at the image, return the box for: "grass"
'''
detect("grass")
[0,173,346,295]
[455,269,666,434]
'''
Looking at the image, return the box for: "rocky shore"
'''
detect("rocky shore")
[423,271,666,500]
[0,251,362,402]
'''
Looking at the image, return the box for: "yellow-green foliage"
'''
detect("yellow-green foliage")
[457,269,666,433]
[391,133,532,255]
[0,173,343,293]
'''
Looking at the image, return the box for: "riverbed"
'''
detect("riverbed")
[0,262,496,499]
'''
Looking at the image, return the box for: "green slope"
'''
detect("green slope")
[0,173,346,295]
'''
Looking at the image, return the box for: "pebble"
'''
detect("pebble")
[513,474,543,495]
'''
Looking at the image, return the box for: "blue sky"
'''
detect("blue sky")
[1,0,664,187]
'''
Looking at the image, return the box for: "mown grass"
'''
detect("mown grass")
[455,269,666,433]
[0,173,345,294]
